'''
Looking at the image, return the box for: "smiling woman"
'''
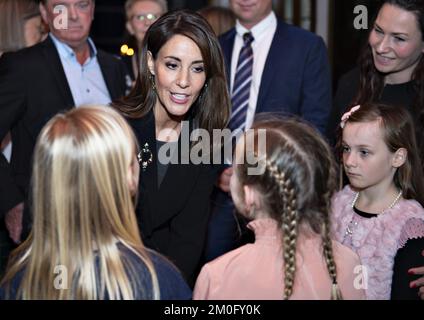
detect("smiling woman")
[328,0,424,157]
[147,34,207,133]
[113,10,230,286]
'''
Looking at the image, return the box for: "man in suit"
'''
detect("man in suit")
[203,0,332,262]
[0,0,130,244]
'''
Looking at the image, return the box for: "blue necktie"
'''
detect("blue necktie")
[228,32,254,132]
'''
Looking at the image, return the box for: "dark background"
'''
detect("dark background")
[332,0,381,87]
[91,0,208,54]
[91,0,382,88]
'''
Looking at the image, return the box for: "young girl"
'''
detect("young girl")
[193,117,365,300]
[332,103,424,300]
[0,106,191,299]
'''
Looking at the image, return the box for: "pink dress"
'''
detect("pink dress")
[193,218,365,300]
[331,185,424,300]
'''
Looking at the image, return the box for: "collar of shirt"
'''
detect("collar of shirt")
[49,33,97,65]
[235,11,277,45]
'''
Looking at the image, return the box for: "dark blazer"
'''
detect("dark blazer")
[0,36,130,218]
[128,110,219,286]
[219,20,332,135]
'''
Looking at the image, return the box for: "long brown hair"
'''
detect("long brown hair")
[235,116,342,300]
[0,0,41,52]
[355,0,424,156]
[114,9,231,134]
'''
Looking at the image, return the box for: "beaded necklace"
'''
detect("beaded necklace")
[344,190,403,239]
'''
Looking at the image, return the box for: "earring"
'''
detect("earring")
[150,74,156,91]
[198,83,208,100]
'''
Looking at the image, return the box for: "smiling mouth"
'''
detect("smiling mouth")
[375,53,395,65]
[170,93,190,104]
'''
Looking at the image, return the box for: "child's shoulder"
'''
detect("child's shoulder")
[400,197,424,212]
[395,198,424,220]
[332,185,355,206]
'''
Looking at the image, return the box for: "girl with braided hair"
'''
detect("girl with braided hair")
[193,117,364,300]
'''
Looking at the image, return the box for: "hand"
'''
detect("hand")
[5,202,24,244]
[409,250,424,300]
[217,167,233,193]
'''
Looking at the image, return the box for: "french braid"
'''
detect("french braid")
[266,160,298,299]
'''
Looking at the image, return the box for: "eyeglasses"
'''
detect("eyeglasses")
[132,13,158,23]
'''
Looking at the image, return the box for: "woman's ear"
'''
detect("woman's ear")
[243,185,260,218]
[147,51,155,75]
[392,148,407,168]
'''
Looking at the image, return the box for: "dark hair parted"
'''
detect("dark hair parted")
[235,116,342,300]
[114,9,231,133]
[338,103,424,207]
[354,0,424,154]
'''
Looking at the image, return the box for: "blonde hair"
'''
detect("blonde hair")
[0,0,41,53]
[235,116,343,300]
[125,0,168,20]
[1,105,160,300]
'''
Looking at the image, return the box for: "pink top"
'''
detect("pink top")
[331,185,424,300]
[193,218,365,300]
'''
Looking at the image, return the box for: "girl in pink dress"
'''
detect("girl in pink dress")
[193,118,365,300]
[332,103,424,299]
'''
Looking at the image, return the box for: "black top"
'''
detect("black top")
[391,237,424,300]
[128,111,220,287]
[0,245,192,300]
[328,68,417,145]
[354,206,423,300]
[156,140,178,188]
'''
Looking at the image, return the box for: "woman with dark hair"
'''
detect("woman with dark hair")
[328,0,424,155]
[114,9,231,286]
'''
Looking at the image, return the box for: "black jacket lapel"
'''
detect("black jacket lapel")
[42,37,74,108]
[97,50,122,101]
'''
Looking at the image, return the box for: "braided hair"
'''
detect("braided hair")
[234,116,342,299]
